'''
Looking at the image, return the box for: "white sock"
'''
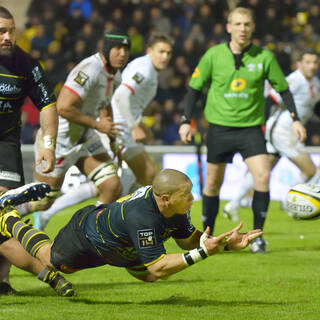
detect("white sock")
[42,182,97,221]
[230,172,254,209]
[15,202,32,217]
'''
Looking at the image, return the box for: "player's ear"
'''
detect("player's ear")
[161,193,170,203]
[226,23,231,34]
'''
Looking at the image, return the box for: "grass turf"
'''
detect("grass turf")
[1,199,319,320]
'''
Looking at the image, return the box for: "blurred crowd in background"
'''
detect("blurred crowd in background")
[17,0,320,146]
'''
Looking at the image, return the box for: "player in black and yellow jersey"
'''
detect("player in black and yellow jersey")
[0,6,69,295]
[0,169,262,289]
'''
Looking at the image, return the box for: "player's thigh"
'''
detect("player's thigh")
[34,171,64,189]
[0,130,24,189]
[289,153,316,179]
[245,154,270,191]
[78,153,112,174]
[126,151,157,185]
[50,205,105,272]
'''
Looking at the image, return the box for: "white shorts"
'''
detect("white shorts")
[35,129,108,178]
[265,116,305,159]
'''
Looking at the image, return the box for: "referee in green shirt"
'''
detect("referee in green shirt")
[179,7,306,253]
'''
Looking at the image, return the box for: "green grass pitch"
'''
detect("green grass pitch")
[1,199,320,320]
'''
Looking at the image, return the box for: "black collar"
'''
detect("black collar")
[228,42,252,70]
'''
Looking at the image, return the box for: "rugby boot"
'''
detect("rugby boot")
[249,236,268,254]
[0,182,51,208]
[0,282,16,295]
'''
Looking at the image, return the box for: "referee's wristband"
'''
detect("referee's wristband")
[291,112,300,122]
[182,247,208,266]
[180,115,191,125]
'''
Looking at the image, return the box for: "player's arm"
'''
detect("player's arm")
[174,229,203,250]
[37,104,58,173]
[146,223,263,280]
[57,87,119,136]
[27,59,58,173]
[112,84,145,142]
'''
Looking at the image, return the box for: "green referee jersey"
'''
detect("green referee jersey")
[189,43,288,127]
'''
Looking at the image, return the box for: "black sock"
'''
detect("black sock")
[252,190,270,230]
[5,215,20,234]
[202,194,219,235]
[6,216,50,256]
[38,268,62,288]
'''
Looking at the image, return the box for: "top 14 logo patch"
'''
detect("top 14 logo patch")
[137,229,156,247]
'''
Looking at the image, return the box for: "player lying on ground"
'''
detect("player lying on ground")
[0,169,262,292]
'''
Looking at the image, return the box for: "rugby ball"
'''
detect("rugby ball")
[286,183,320,220]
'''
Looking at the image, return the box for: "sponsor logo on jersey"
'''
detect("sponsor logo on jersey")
[38,82,49,99]
[32,66,42,82]
[191,67,200,78]
[0,170,21,182]
[0,83,21,95]
[74,71,89,86]
[132,72,144,84]
[230,78,246,91]
[247,64,255,72]
[138,229,155,247]
[0,101,12,113]
[247,63,263,72]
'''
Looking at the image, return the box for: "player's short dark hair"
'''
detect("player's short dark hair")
[147,33,174,49]
[298,48,318,61]
[0,7,14,20]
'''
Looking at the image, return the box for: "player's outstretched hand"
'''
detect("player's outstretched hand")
[202,227,233,255]
[225,222,263,251]
[179,123,193,144]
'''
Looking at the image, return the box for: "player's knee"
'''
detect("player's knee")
[204,179,222,195]
[88,161,118,187]
[253,171,270,190]
[29,189,61,212]
[99,176,122,201]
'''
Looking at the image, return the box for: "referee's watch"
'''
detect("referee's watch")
[180,115,191,125]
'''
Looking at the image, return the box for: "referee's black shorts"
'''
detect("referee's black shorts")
[206,124,267,164]
[51,205,107,273]
[0,128,25,188]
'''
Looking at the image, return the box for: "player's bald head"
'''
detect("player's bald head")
[152,169,191,196]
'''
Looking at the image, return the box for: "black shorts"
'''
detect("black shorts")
[0,128,24,188]
[206,124,267,164]
[50,205,107,273]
